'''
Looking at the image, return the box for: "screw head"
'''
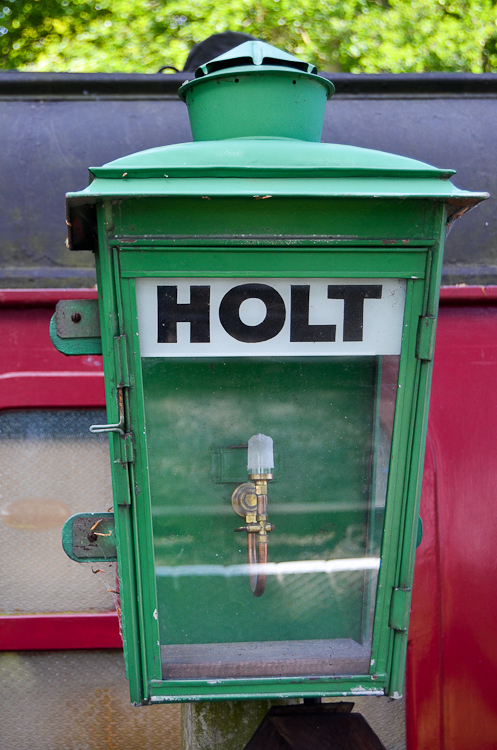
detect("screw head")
[71,312,82,323]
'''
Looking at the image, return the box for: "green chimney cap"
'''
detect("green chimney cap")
[194,40,318,78]
[178,41,334,142]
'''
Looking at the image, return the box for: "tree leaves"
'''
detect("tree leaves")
[2,0,497,72]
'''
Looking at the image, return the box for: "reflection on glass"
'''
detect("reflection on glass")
[142,357,399,679]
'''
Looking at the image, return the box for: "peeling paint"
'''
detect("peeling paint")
[350,686,384,696]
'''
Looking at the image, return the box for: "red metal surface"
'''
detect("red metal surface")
[408,290,497,749]
[0,613,121,650]
[0,289,104,410]
[439,285,497,303]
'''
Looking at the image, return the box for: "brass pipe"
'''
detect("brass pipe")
[247,490,269,597]
[248,532,267,597]
[232,475,274,597]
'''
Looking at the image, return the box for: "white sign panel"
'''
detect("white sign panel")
[135,278,406,357]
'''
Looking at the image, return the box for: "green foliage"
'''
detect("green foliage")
[0,0,109,68]
[1,0,497,72]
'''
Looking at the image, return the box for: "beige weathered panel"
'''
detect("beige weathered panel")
[0,650,181,750]
[0,411,115,613]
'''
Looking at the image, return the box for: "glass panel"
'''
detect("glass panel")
[0,410,115,613]
[143,356,399,679]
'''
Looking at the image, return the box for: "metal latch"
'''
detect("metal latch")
[89,336,134,466]
[90,385,125,436]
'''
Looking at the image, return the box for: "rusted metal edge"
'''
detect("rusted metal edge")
[2,71,497,100]
[0,289,98,306]
[439,285,497,304]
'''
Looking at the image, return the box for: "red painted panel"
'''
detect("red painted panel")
[439,286,497,304]
[0,290,104,408]
[407,437,443,750]
[409,295,497,749]
[0,613,122,650]
[431,305,497,748]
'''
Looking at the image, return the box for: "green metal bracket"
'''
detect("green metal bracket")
[62,512,116,562]
[389,587,411,632]
[416,316,436,361]
[50,299,102,355]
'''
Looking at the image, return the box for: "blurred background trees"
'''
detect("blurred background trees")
[1,0,497,73]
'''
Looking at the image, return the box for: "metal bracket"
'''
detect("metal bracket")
[49,299,102,356]
[56,299,101,339]
[389,587,411,632]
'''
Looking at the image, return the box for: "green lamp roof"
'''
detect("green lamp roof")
[91,138,455,179]
[67,138,487,218]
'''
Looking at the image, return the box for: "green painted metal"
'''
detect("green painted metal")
[416,315,437,360]
[148,675,385,702]
[111,197,438,243]
[178,41,333,142]
[68,139,481,213]
[55,41,488,704]
[93,209,146,704]
[84,139,454,178]
[49,314,102,355]
[180,75,330,142]
[389,588,411,632]
[62,512,116,562]
[118,248,427,279]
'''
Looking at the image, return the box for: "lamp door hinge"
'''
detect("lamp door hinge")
[120,432,134,465]
[389,587,412,632]
[115,334,134,467]
[115,333,130,388]
[416,316,436,361]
